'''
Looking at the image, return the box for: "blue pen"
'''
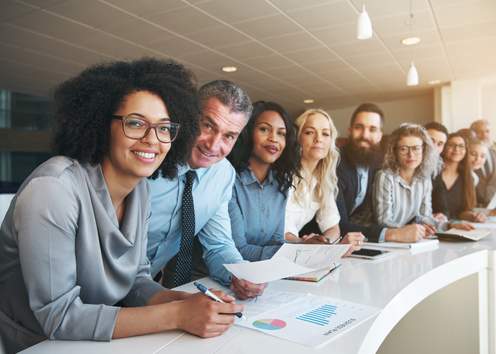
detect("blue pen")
[193,281,244,319]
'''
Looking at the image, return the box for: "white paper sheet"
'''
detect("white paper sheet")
[273,244,349,269]
[224,244,349,284]
[232,289,303,319]
[237,293,380,348]
[223,257,314,284]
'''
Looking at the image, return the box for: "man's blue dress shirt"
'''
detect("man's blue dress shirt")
[147,159,244,286]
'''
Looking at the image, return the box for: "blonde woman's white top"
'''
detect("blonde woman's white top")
[284,175,340,235]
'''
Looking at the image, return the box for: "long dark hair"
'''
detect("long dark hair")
[228,101,299,194]
[442,132,476,210]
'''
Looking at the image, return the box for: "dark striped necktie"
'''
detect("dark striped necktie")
[163,170,196,288]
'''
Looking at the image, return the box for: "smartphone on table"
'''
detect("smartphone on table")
[350,248,389,259]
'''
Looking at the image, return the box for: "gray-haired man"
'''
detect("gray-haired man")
[147,80,266,300]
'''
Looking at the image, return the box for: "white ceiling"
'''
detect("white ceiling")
[1,0,496,114]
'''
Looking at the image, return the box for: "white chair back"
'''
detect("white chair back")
[0,194,15,225]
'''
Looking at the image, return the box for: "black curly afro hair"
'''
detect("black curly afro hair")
[53,57,199,179]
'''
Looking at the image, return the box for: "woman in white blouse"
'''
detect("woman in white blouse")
[284,109,364,250]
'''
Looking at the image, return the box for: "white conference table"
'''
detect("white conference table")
[21,229,496,354]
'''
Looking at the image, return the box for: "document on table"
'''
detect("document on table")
[224,244,348,284]
[232,289,303,319]
[364,238,439,250]
[273,243,349,269]
[236,293,380,348]
[436,228,491,241]
[224,257,314,284]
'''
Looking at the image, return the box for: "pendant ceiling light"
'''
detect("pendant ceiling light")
[357,5,373,40]
[405,0,419,86]
[407,62,419,86]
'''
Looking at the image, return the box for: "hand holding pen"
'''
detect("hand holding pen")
[175,283,244,338]
[194,282,245,319]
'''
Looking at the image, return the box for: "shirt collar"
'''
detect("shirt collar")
[178,163,209,181]
[239,167,275,187]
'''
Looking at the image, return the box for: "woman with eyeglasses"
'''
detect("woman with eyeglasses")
[373,124,439,241]
[227,101,299,261]
[432,133,487,222]
[0,58,242,353]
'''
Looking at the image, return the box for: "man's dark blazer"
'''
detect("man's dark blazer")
[336,146,384,242]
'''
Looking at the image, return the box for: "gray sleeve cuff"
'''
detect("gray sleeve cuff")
[122,278,165,307]
[93,305,120,341]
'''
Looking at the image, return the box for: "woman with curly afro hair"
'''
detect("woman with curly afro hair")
[0,58,243,353]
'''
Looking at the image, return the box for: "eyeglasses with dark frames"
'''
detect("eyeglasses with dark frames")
[112,114,180,143]
[396,144,424,156]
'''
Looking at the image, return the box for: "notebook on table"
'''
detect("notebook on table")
[363,238,439,250]
[436,228,491,241]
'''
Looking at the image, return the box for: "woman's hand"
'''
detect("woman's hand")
[341,232,365,256]
[449,222,475,231]
[471,212,487,223]
[301,233,330,244]
[176,290,243,338]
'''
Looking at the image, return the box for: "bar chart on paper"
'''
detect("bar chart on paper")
[296,304,337,326]
[238,294,380,348]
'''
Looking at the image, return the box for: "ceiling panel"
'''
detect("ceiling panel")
[42,0,136,31]
[441,22,496,43]
[104,19,176,46]
[434,0,496,28]
[103,0,188,18]
[285,1,356,30]
[311,22,359,46]
[260,31,322,54]
[215,41,274,60]
[372,10,436,37]
[147,6,221,35]
[330,38,388,58]
[283,47,339,65]
[184,25,253,49]
[0,24,113,64]
[233,14,302,39]
[195,0,279,24]
[0,1,36,23]
[152,37,207,58]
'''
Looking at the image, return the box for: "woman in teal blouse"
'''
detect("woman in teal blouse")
[0,58,242,353]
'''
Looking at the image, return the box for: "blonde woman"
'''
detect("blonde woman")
[284,109,364,251]
[373,124,439,242]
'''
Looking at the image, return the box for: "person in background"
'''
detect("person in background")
[337,104,429,243]
[424,122,450,221]
[284,109,364,253]
[471,119,496,206]
[432,132,486,222]
[373,124,438,240]
[147,80,266,300]
[467,137,488,188]
[0,58,243,353]
[227,101,298,261]
[424,122,449,155]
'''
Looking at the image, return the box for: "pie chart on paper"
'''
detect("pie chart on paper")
[252,319,287,331]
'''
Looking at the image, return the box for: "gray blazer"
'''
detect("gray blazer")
[0,156,164,353]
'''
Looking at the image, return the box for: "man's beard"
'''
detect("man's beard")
[344,139,383,167]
